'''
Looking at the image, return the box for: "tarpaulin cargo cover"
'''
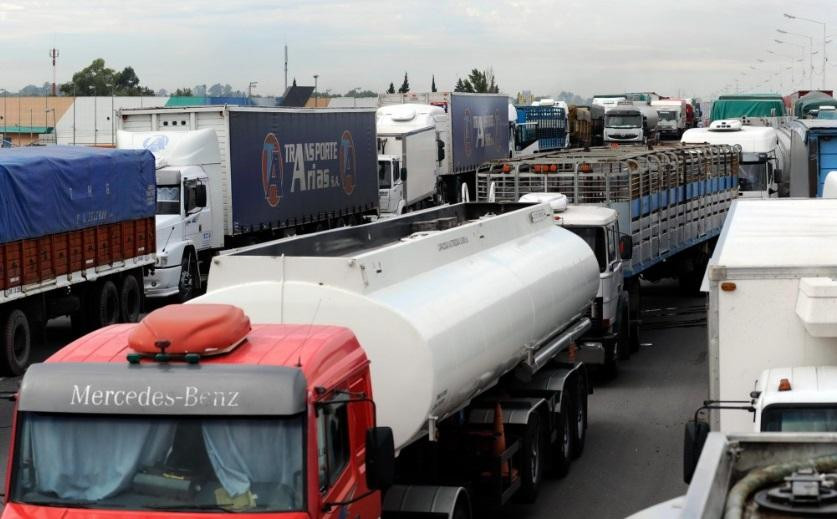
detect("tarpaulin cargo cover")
[710,99,786,120]
[0,146,156,244]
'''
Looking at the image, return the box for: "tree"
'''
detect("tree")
[173,88,193,96]
[387,82,396,94]
[345,88,377,98]
[208,83,224,97]
[292,78,297,87]
[398,72,409,94]
[59,58,154,96]
[431,75,437,92]
[454,68,499,94]
[193,84,207,97]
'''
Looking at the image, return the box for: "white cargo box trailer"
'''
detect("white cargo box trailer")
[704,198,837,432]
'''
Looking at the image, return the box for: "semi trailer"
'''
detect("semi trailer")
[511,104,569,156]
[378,92,510,201]
[477,144,740,371]
[376,104,444,215]
[0,146,156,376]
[117,106,379,300]
[2,202,602,517]
[682,198,837,466]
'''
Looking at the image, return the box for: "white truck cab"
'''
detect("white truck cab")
[376,104,445,215]
[117,129,223,300]
[754,366,837,432]
[519,192,634,374]
[681,120,783,198]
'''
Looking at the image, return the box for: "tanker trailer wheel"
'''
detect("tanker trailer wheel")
[119,274,142,323]
[551,396,572,478]
[1,308,31,376]
[617,301,631,361]
[93,280,120,329]
[571,374,588,458]
[517,412,545,503]
[177,251,199,302]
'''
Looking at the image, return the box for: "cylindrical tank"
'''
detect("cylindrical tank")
[196,205,599,450]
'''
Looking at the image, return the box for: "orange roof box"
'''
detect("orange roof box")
[128,304,251,356]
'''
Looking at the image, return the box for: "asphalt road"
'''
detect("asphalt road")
[501,280,709,519]
[0,281,707,518]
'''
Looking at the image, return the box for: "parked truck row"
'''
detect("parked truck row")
[4,201,605,518]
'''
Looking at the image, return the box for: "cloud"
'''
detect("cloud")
[0,0,831,98]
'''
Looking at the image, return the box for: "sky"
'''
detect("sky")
[0,0,833,99]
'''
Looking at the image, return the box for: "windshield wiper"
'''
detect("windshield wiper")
[20,499,126,509]
[145,503,248,513]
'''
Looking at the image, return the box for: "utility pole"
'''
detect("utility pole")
[313,74,319,107]
[284,44,288,94]
[49,48,59,96]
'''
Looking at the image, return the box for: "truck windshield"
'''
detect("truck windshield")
[738,162,767,192]
[157,185,181,215]
[378,161,392,189]
[566,226,607,272]
[658,111,677,121]
[605,115,641,128]
[762,406,837,432]
[11,412,304,513]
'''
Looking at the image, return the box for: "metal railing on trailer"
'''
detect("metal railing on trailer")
[475,144,741,278]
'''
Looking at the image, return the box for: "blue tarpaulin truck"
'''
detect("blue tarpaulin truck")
[0,146,157,374]
[117,106,379,301]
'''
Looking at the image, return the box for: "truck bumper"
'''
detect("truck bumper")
[144,265,181,298]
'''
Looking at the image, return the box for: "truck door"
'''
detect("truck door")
[183,178,211,250]
[317,385,376,518]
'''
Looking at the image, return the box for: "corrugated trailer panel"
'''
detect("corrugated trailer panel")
[226,110,378,234]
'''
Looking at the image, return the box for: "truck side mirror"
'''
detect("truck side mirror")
[195,184,208,208]
[400,167,408,181]
[773,168,783,184]
[365,426,395,490]
[683,419,709,484]
[619,235,633,260]
[437,140,446,162]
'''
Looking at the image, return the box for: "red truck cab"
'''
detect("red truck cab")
[2,304,394,518]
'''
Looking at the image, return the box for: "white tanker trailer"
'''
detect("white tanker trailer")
[0,202,601,519]
[196,201,601,514]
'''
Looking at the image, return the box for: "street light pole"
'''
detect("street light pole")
[785,13,827,89]
[778,29,815,89]
[313,74,319,107]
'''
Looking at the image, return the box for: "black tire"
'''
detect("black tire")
[93,280,120,329]
[552,396,572,478]
[119,274,142,323]
[572,374,588,458]
[517,412,545,503]
[1,308,31,376]
[177,250,198,303]
[617,300,631,361]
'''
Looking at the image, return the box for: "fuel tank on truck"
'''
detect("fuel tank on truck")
[194,203,599,450]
